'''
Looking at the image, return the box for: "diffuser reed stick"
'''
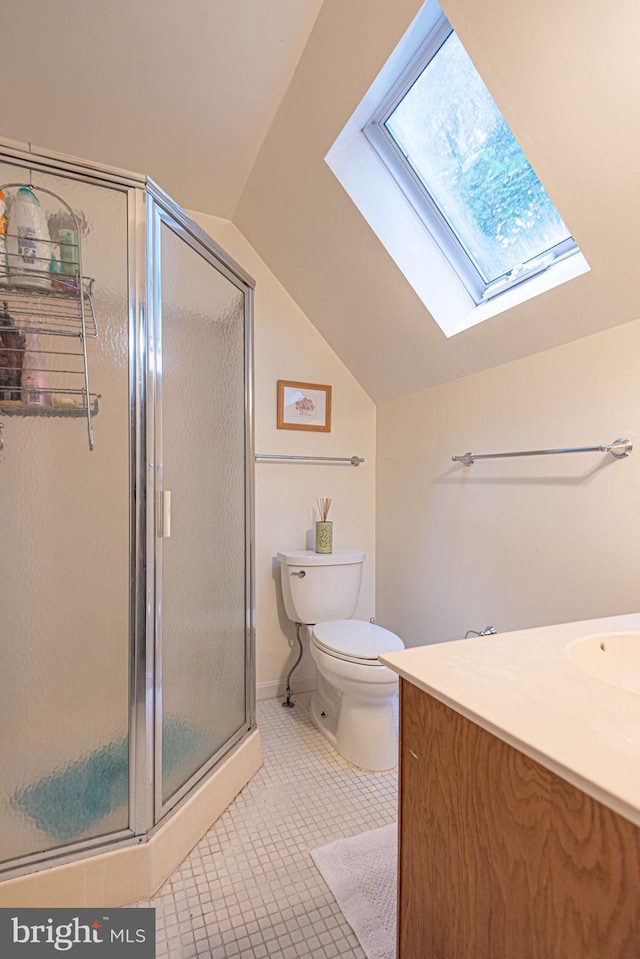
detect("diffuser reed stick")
[316,498,332,521]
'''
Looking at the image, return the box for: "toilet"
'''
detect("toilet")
[276,549,404,771]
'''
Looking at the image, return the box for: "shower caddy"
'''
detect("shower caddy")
[0,182,99,450]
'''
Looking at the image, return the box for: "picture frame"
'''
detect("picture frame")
[277,380,332,432]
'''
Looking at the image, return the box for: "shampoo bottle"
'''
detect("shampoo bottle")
[6,187,50,290]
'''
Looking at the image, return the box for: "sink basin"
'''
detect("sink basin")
[567,632,640,695]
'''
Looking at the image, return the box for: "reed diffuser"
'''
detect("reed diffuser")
[315,498,333,554]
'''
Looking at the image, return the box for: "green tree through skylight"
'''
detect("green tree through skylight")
[385,32,571,284]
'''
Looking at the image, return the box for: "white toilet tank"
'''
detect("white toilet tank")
[276,550,365,625]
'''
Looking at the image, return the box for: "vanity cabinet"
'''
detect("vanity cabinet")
[397,678,640,959]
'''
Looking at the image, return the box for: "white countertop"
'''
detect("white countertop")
[380,613,640,827]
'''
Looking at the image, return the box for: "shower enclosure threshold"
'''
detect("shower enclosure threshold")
[0,729,262,908]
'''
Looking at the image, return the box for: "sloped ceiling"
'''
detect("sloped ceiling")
[235,0,640,401]
[3,0,640,403]
[0,0,324,217]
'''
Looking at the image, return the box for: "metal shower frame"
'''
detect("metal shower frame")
[0,137,256,880]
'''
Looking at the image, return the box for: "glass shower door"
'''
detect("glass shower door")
[154,208,250,813]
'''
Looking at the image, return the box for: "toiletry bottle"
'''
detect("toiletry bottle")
[50,251,65,291]
[0,300,26,400]
[6,187,50,290]
[59,228,79,292]
[21,326,47,406]
[0,190,8,286]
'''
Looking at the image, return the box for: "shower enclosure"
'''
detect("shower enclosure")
[0,138,255,884]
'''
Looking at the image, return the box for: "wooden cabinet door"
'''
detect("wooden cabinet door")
[397,678,640,959]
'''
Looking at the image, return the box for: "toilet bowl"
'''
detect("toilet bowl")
[310,620,404,771]
[276,549,405,771]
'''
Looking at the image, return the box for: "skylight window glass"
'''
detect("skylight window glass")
[385,31,572,287]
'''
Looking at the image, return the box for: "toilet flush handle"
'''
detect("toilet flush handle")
[290,569,306,578]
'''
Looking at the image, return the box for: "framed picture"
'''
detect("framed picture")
[277,380,332,432]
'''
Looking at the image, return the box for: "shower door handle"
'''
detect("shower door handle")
[158,490,172,538]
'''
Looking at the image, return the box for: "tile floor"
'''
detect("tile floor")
[135,693,398,958]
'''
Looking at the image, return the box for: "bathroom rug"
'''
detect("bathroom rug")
[311,822,397,959]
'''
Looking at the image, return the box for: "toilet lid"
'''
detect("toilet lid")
[312,620,404,662]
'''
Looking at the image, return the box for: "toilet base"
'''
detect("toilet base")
[311,675,398,772]
[310,689,339,746]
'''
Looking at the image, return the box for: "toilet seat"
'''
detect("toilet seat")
[312,619,404,666]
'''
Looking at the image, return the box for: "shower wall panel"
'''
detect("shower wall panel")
[0,165,130,863]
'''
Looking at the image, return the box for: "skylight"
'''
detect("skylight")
[381,31,575,298]
[325,0,590,336]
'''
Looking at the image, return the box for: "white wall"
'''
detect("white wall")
[192,212,376,699]
[376,320,640,647]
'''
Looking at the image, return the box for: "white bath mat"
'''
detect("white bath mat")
[311,822,397,959]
